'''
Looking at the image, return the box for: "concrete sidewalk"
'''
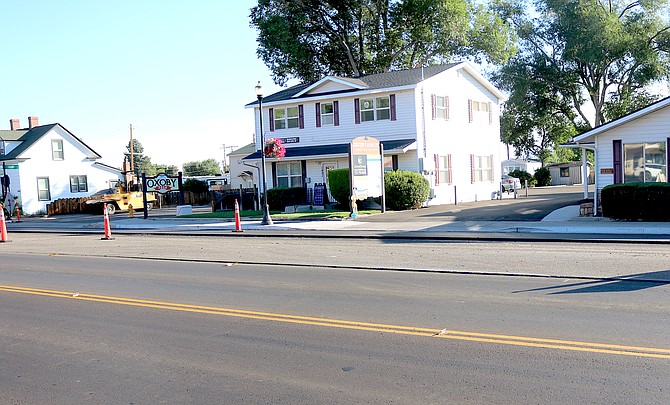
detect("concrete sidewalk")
[84,204,670,238]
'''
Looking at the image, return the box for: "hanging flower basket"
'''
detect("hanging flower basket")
[264,138,286,159]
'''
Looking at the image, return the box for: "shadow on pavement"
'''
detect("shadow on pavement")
[512,270,670,294]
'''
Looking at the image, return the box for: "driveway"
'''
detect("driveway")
[367,185,591,222]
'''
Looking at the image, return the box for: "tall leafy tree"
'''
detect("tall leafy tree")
[494,0,670,160]
[152,164,180,176]
[250,0,517,85]
[182,159,222,176]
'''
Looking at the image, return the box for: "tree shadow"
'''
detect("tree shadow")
[513,270,670,295]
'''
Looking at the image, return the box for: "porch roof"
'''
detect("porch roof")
[242,138,416,160]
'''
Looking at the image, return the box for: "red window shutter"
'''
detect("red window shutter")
[468,99,473,123]
[431,94,437,120]
[445,96,450,120]
[354,98,360,124]
[488,102,493,124]
[298,105,304,129]
[434,154,440,185]
[315,103,321,128]
[447,154,452,184]
[334,101,339,126]
[390,94,396,121]
[269,108,274,132]
[470,154,475,183]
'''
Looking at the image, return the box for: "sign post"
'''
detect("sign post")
[349,136,383,217]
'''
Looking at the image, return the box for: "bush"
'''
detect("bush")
[266,187,306,210]
[508,169,534,187]
[384,170,430,210]
[328,168,350,206]
[601,182,670,221]
[182,179,209,193]
[533,167,551,186]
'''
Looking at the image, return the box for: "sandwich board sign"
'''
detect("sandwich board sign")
[349,136,385,215]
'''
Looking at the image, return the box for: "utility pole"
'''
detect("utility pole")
[220,144,237,174]
[129,124,135,177]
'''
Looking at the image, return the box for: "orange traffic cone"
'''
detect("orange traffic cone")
[233,199,243,232]
[14,203,21,223]
[101,204,114,240]
[0,205,9,243]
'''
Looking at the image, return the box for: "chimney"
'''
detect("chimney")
[28,116,39,128]
[9,118,20,130]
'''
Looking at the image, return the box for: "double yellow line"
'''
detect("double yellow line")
[2,284,669,359]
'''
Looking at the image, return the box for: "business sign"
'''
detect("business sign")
[3,164,18,169]
[600,168,615,174]
[145,173,179,194]
[350,136,382,200]
[280,137,300,144]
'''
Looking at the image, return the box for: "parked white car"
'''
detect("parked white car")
[501,175,521,192]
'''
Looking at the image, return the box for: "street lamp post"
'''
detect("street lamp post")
[255,81,273,225]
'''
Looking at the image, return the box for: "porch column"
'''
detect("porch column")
[582,148,588,199]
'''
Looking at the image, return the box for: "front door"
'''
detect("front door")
[322,162,338,203]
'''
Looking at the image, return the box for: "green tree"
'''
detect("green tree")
[250,0,517,85]
[125,139,155,176]
[152,164,180,176]
[494,0,670,159]
[182,159,222,176]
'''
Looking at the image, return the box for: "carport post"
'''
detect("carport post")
[454,186,457,205]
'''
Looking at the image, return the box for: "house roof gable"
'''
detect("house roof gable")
[573,96,670,143]
[0,123,102,161]
[245,62,505,107]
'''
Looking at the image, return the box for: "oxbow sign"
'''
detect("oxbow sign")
[146,173,179,194]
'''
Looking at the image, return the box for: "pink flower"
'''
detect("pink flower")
[264,138,286,159]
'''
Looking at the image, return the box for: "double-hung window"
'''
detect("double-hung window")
[37,177,51,201]
[52,139,64,160]
[276,161,302,188]
[472,155,494,182]
[432,95,449,120]
[320,102,334,126]
[468,99,493,124]
[70,175,88,193]
[274,107,299,129]
[360,96,390,122]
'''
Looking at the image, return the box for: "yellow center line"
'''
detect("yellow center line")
[2,284,669,359]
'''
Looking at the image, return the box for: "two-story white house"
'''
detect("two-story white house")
[0,117,123,215]
[241,62,505,205]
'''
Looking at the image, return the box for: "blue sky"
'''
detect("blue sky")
[1,1,286,169]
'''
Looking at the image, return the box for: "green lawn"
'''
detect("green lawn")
[180,209,380,220]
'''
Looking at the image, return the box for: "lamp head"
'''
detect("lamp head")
[255,81,263,98]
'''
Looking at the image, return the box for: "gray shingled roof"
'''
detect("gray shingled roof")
[246,63,461,106]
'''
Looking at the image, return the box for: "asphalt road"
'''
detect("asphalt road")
[1,236,669,403]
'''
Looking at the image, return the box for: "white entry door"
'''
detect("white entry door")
[322,162,338,203]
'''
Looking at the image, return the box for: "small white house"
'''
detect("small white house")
[501,159,542,176]
[0,117,123,215]
[568,96,670,212]
[241,62,506,206]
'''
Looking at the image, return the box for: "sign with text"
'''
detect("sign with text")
[600,168,615,174]
[349,136,382,200]
[145,173,179,194]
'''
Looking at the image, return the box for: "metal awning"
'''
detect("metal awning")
[242,138,417,160]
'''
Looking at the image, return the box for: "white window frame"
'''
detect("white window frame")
[52,139,64,160]
[360,96,390,122]
[37,177,51,201]
[435,96,448,120]
[274,106,300,130]
[276,161,302,188]
[69,175,88,193]
[474,155,493,182]
[439,155,452,184]
[320,102,334,126]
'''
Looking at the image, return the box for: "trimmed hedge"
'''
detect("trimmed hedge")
[327,168,350,206]
[266,187,306,210]
[601,182,670,221]
[385,170,430,210]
